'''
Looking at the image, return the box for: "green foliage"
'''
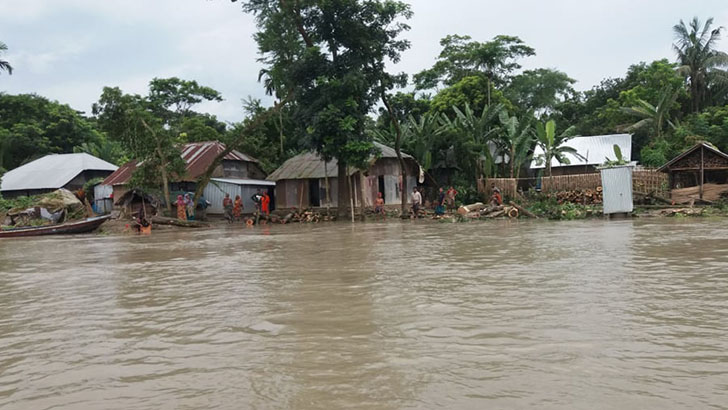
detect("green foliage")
[620,85,680,139]
[0,194,36,213]
[430,75,514,115]
[0,93,105,170]
[603,144,628,166]
[414,34,535,91]
[675,105,728,151]
[639,138,671,167]
[533,119,579,176]
[505,68,575,115]
[525,194,601,220]
[0,41,12,75]
[673,17,728,112]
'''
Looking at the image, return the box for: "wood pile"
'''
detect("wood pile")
[547,187,603,205]
[152,216,210,228]
[670,183,728,204]
[274,209,335,224]
[659,208,705,217]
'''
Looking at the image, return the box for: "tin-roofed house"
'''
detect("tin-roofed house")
[267,142,422,209]
[101,141,272,213]
[0,153,118,198]
[530,134,633,176]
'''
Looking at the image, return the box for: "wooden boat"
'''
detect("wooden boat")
[0,215,111,238]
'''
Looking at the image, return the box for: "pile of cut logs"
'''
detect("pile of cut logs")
[271,209,334,224]
[456,201,538,219]
[547,187,603,205]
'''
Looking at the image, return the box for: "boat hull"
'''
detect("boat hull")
[0,215,111,238]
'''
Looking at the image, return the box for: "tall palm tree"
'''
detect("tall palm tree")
[673,17,728,112]
[534,120,581,177]
[451,103,504,180]
[498,112,535,179]
[0,41,12,75]
[620,86,679,139]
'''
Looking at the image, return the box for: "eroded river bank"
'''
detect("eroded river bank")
[1,218,727,409]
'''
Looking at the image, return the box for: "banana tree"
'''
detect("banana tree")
[451,103,504,182]
[498,112,535,178]
[534,119,581,177]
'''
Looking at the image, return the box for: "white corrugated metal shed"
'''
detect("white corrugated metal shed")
[1,153,118,192]
[530,134,632,169]
[203,178,275,214]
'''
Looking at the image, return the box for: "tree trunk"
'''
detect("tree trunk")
[337,161,349,218]
[155,144,172,214]
[359,171,367,221]
[278,106,284,156]
[324,160,331,211]
[381,91,407,214]
[348,169,355,223]
[509,147,515,178]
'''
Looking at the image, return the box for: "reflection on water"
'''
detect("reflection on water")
[1,219,727,409]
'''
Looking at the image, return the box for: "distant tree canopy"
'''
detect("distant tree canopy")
[0,93,103,171]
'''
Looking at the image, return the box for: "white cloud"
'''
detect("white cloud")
[1,0,728,122]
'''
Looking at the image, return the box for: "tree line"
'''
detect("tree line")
[1,5,728,214]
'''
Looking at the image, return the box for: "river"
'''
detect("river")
[0,218,727,409]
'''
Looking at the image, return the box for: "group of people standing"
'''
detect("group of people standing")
[222,189,270,224]
[176,192,210,221]
[409,186,458,218]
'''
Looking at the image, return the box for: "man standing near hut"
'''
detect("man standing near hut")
[446,186,458,212]
[222,193,234,223]
[411,186,422,218]
[374,192,385,220]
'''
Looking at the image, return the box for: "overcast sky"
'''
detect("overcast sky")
[1,0,727,123]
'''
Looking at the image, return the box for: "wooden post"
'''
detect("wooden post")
[700,145,705,200]
[348,167,355,223]
[359,171,367,221]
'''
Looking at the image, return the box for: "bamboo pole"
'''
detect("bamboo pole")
[700,145,704,200]
[348,168,355,223]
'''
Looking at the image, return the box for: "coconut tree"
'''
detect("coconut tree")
[0,42,12,75]
[620,86,679,139]
[673,17,728,112]
[534,119,581,177]
[498,112,535,178]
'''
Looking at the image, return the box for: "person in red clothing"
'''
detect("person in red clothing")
[261,191,271,218]
[491,186,503,206]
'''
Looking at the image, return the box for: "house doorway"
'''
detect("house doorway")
[309,179,321,207]
[378,176,385,203]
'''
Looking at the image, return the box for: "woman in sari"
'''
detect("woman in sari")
[184,193,195,220]
[176,195,187,220]
[233,195,243,221]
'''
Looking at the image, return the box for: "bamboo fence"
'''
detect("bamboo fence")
[480,169,668,197]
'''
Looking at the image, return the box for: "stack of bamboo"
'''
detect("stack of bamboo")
[670,183,728,204]
[547,187,603,205]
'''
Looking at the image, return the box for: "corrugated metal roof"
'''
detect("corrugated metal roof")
[102,160,138,186]
[530,134,632,169]
[101,141,259,186]
[182,141,259,180]
[211,178,275,186]
[267,142,412,181]
[1,153,118,192]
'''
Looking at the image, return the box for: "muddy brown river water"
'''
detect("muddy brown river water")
[0,218,727,409]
